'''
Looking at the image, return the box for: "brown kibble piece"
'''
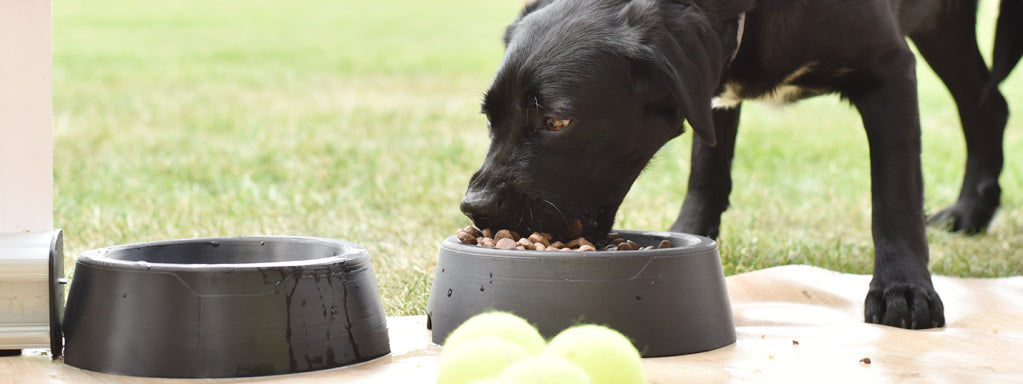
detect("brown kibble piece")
[566,237,593,249]
[495,229,514,241]
[481,228,493,238]
[658,239,673,249]
[528,233,550,247]
[534,243,546,251]
[607,232,620,240]
[624,240,639,249]
[480,237,496,248]
[550,241,566,249]
[859,357,871,365]
[567,219,583,238]
[611,238,626,245]
[578,244,596,252]
[616,241,635,251]
[517,237,534,248]
[495,238,517,250]
[457,230,478,245]
[516,245,526,250]
[464,225,482,237]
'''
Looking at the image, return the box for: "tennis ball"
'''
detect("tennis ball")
[543,325,646,384]
[444,311,546,355]
[499,355,591,384]
[437,336,531,384]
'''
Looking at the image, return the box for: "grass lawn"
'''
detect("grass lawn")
[54,0,1023,316]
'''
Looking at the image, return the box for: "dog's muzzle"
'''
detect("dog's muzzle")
[460,188,502,229]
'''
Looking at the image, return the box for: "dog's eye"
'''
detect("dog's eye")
[544,117,571,131]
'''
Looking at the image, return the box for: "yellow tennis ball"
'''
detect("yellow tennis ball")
[444,311,546,355]
[499,355,591,384]
[543,325,646,384]
[437,336,532,384]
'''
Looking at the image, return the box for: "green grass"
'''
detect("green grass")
[54,0,1023,316]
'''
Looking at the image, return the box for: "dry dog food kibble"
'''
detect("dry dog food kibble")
[455,226,673,252]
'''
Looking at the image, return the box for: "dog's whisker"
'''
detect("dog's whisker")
[542,199,569,228]
[526,205,537,233]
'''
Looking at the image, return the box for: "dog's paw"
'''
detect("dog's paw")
[927,205,995,234]
[864,282,945,329]
[927,196,998,234]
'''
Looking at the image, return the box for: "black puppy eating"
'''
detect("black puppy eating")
[461,0,1017,329]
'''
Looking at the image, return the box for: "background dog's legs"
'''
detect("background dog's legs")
[910,0,1008,234]
[671,105,742,239]
[853,46,945,329]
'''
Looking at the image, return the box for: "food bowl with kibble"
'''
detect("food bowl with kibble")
[426,229,735,357]
[60,236,390,378]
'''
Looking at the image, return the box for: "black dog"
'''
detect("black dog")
[461,0,1019,329]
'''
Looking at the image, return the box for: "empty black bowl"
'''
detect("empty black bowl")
[62,236,390,378]
[427,230,734,357]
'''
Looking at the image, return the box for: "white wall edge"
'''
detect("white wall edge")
[0,0,54,233]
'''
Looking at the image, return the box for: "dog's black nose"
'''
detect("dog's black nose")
[460,190,500,227]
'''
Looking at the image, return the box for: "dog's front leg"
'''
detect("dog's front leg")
[853,49,945,329]
[671,105,742,239]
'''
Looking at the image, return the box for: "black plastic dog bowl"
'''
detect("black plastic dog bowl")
[61,236,390,378]
[427,230,734,357]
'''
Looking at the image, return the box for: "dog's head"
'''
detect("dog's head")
[461,0,750,241]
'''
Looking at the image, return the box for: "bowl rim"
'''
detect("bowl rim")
[429,229,734,356]
[441,229,716,259]
[76,236,368,272]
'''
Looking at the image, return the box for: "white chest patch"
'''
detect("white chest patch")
[712,84,743,109]
[712,62,835,109]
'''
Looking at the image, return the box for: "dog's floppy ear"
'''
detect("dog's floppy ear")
[621,0,746,147]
